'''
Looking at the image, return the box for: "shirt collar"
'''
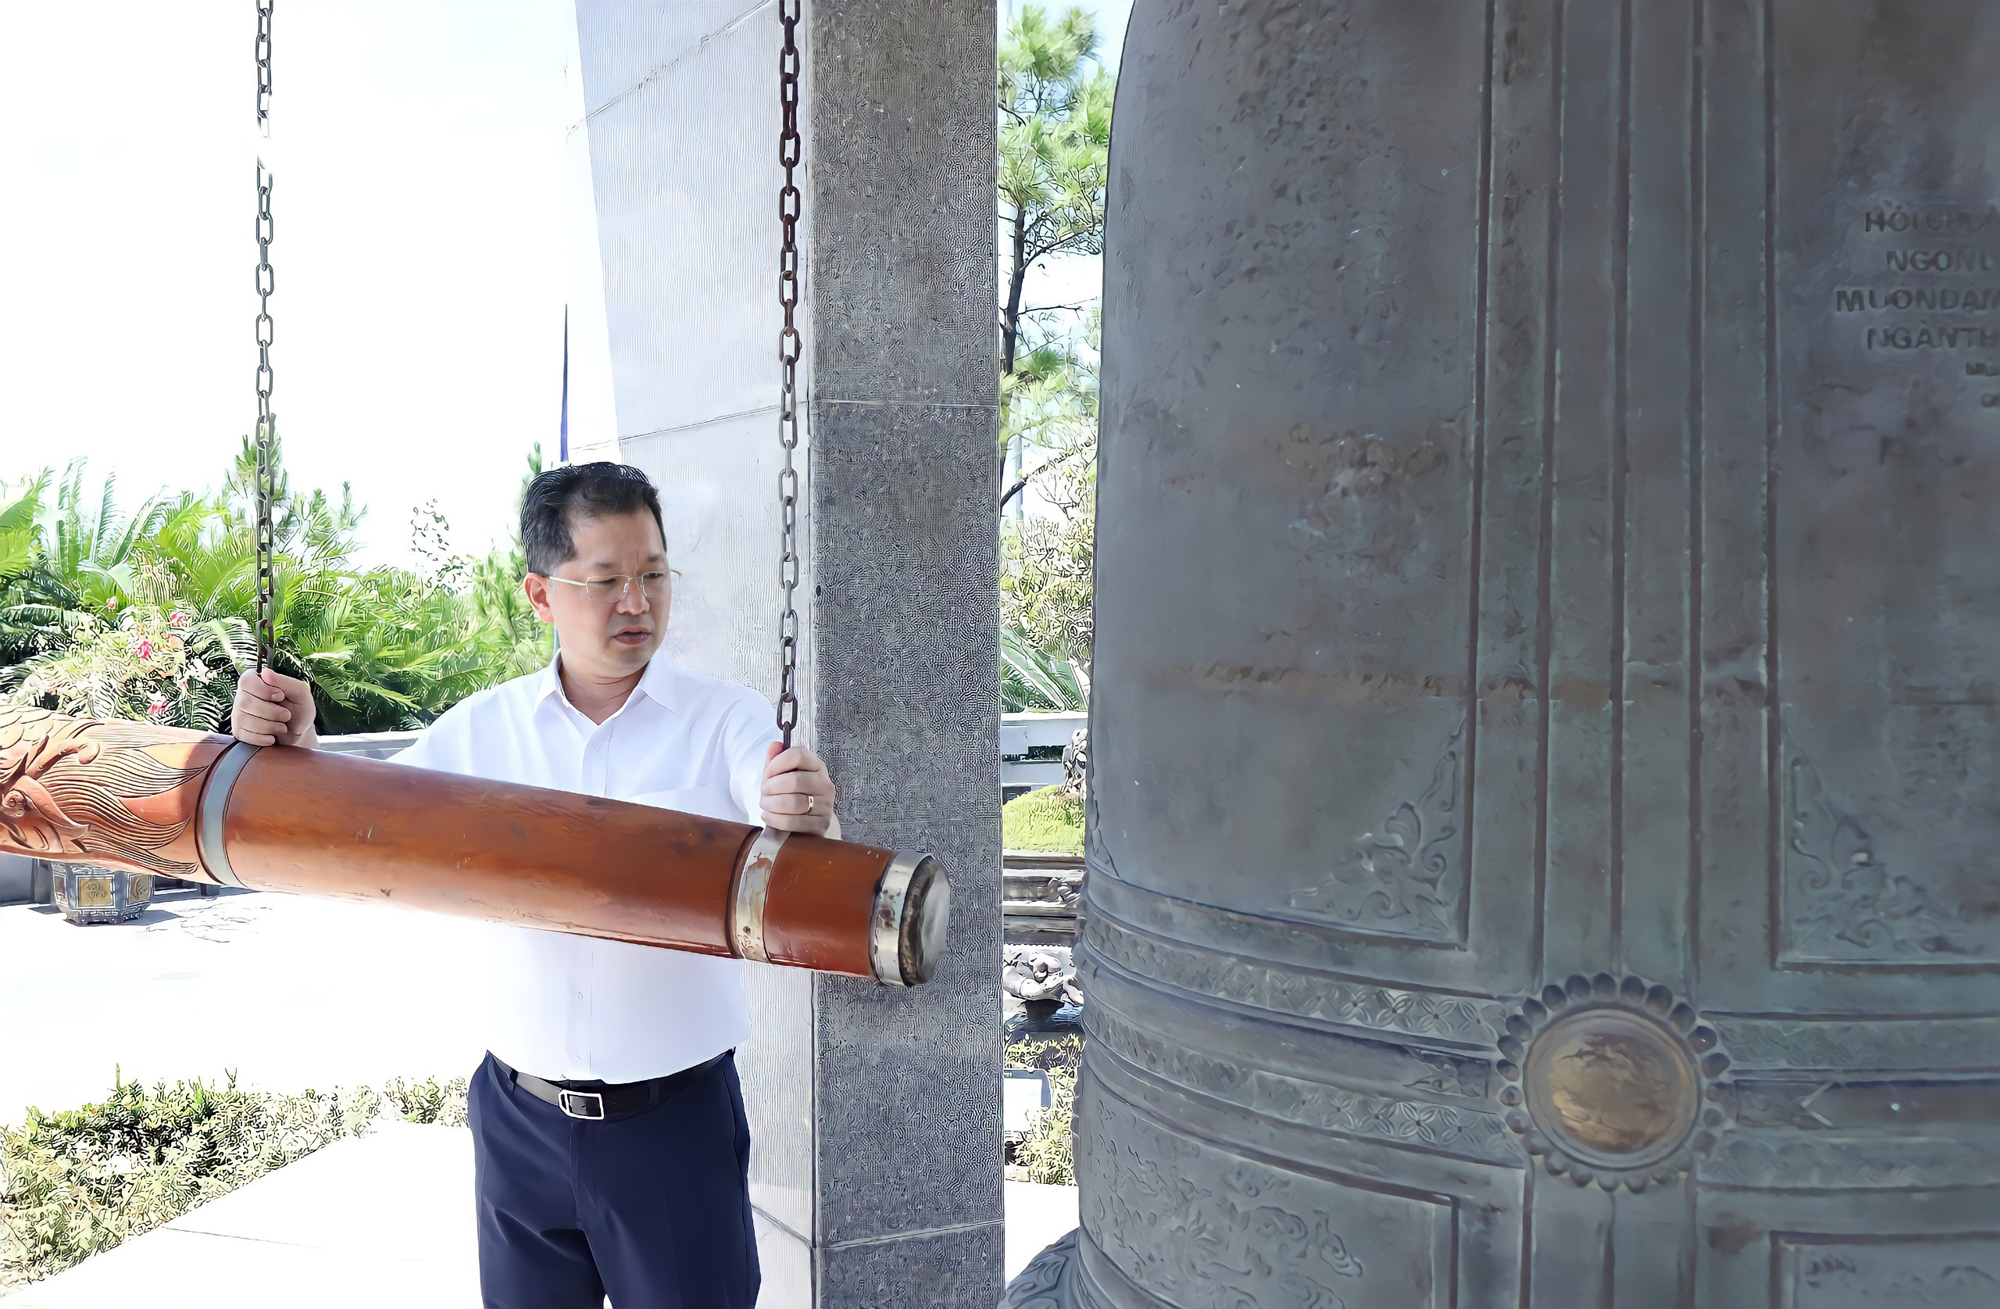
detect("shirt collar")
[535,651,681,720]
[634,652,680,713]
[533,654,563,706]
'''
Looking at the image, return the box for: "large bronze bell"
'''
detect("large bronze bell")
[1046,1,2000,1304]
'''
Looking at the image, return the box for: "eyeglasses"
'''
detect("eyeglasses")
[541,571,672,604]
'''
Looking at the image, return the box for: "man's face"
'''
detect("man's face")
[523,509,671,680]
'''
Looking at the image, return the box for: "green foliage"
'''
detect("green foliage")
[998,5,1113,378]
[1003,1057,1078,1187]
[999,307,1097,676]
[1001,624,1088,714]
[373,1076,471,1129]
[1002,784,1084,855]
[1,1074,366,1281]
[1004,1034,1080,1185]
[464,444,552,686]
[36,463,175,610]
[1000,305,1098,514]
[995,8,1106,697]
[1001,500,1094,669]
[1,605,252,730]
[0,468,170,671]
[0,1072,470,1282]
[1,441,551,733]
[0,477,41,582]
[1006,1032,1081,1076]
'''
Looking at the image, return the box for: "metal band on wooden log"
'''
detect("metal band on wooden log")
[0,706,948,986]
[730,826,786,964]
[195,741,259,889]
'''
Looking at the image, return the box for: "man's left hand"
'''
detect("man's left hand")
[761,742,837,837]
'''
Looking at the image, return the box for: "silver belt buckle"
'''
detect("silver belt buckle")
[558,1089,605,1121]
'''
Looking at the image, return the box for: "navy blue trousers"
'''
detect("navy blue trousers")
[467,1051,760,1309]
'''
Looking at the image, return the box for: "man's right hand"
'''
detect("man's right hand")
[232,668,320,748]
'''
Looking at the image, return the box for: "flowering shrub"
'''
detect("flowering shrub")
[3,441,551,734]
[4,604,252,731]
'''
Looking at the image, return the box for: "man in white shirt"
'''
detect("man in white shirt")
[231,462,833,1308]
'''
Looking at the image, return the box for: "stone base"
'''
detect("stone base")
[999,1229,1079,1308]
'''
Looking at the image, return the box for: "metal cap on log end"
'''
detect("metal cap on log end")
[728,829,953,987]
[870,851,951,988]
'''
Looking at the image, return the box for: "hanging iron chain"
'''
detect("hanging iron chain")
[253,2,277,672]
[774,0,802,746]
[256,1,273,128]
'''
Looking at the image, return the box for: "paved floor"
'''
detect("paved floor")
[2,1122,478,1308]
[0,889,1077,1301]
[1004,1182,1081,1283]
[0,887,490,1128]
[2,1120,1076,1305]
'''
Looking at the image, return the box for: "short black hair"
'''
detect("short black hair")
[520,462,667,576]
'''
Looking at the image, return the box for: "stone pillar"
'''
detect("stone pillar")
[571,3,1001,1306]
[798,2,1004,1304]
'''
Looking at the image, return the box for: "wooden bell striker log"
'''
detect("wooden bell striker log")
[0,705,950,987]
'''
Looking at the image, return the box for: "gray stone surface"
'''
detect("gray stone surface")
[818,1221,1005,1309]
[803,0,1003,1296]
[809,2,1000,407]
[571,0,790,697]
[7,1109,1065,1306]
[3,1123,478,1309]
[572,1,1001,1303]
[1001,1184,1076,1283]
[314,730,421,761]
[1077,0,2000,1306]
[575,1,785,443]
[0,854,36,905]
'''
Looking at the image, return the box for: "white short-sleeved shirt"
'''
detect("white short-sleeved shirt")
[394,653,778,1083]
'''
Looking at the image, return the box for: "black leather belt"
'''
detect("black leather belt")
[500,1052,729,1122]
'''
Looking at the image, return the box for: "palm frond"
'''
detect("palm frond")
[1001,623,1089,713]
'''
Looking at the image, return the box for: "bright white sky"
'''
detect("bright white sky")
[0,0,572,569]
[1,0,1128,570]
